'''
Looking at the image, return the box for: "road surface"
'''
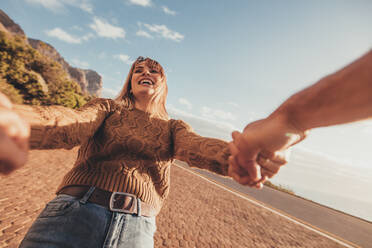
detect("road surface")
[176,161,372,248]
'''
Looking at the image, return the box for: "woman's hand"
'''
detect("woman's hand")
[0,92,30,175]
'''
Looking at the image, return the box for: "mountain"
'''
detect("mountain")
[0,9,102,108]
[0,9,25,37]
[27,38,102,96]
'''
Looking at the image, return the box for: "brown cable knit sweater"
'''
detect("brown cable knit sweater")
[14,98,230,214]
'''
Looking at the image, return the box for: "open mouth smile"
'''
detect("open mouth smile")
[138,78,154,86]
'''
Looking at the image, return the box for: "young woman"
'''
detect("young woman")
[14,57,232,248]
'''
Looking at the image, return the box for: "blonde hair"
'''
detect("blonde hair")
[115,57,169,120]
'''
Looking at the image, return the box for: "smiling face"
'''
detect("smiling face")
[130,61,163,99]
[115,57,168,119]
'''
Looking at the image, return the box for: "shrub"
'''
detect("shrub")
[0,77,23,104]
[0,31,91,108]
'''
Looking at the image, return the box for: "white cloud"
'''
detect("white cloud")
[142,23,184,42]
[201,106,236,121]
[45,28,83,44]
[360,120,372,135]
[227,102,239,108]
[81,33,94,41]
[114,54,134,65]
[101,74,123,84]
[179,98,192,110]
[136,30,153,39]
[72,25,83,31]
[71,58,89,68]
[26,0,62,9]
[167,105,237,140]
[45,27,93,44]
[101,87,119,98]
[90,17,126,39]
[127,0,152,7]
[98,52,107,59]
[25,0,93,13]
[363,127,372,134]
[162,6,176,16]
[79,0,93,13]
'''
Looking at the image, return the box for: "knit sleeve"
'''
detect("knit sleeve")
[171,119,230,176]
[13,98,117,150]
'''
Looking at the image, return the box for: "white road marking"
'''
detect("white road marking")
[175,164,356,248]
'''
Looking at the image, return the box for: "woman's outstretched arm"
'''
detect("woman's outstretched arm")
[13,98,118,150]
[171,119,231,176]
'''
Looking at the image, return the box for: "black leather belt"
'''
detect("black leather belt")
[58,186,157,217]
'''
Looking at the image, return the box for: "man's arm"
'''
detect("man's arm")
[277,49,372,131]
[230,49,372,186]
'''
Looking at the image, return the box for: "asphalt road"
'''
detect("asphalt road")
[175,162,372,248]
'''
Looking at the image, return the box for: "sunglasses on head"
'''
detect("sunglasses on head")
[135,56,146,62]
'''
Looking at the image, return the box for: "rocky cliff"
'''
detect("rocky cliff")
[0,9,25,37]
[0,9,102,97]
[27,38,102,96]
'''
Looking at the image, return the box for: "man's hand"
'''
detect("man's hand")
[0,92,30,175]
[228,114,307,188]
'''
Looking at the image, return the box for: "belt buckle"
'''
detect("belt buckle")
[109,192,137,214]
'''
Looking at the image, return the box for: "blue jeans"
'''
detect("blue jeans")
[19,188,156,248]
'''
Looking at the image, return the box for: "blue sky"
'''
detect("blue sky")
[1,0,372,169]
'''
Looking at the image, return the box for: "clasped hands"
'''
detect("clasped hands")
[228,116,307,188]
